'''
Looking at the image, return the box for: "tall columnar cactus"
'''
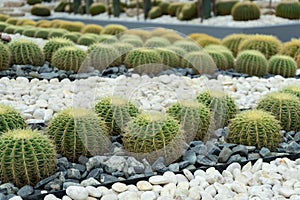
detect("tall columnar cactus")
[47,108,110,162]
[0,42,11,71]
[257,92,300,132]
[144,37,171,48]
[231,1,261,21]
[9,39,45,66]
[279,39,300,58]
[166,101,211,142]
[238,35,282,59]
[113,0,121,17]
[0,104,26,133]
[196,90,237,129]
[124,48,162,69]
[275,1,300,20]
[122,112,184,164]
[43,37,74,61]
[222,34,249,57]
[281,85,300,99]
[94,96,140,136]
[228,110,282,150]
[235,50,268,77]
[173,40,201,53]
[181,51,217,74]
[207,50,229,70]
[0,129,57,187]
[51,46,87,73]
[216,0,239,16]
[101,24,128,35]
[155,48,180,67]
[268,55,297,78]
[143,0,152,19]
[87,43,121,70]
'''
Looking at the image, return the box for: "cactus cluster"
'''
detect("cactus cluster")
[231,1,261,21]
[0,42,11,70]
[228,110,281,150]
[0,104,26,133]
[124,48,162,69]
[43,37,74,61]
[275,1,300,20]
[268,55,297,78]
[168,2,184,16]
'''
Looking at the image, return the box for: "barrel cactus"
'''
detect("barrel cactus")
[51,46,86,73]
[0,104,26,133]
[231,1,261,21]
[31,4,51,17]
[77,34,98,46]
[181,51,217,74]
[144,37,171,48]
[166,101,211,142]
[48,28,68,38]
[149,6,163,19]
[59,21,85,32]
[94,96,140,136]
[235,50,268,77]
[197,37,222,48]
[257,92,300,132]
[63,32,82,43]
[281,85,300,99]
[222,34,249,57]
[0,42,11,70]
[0,129,57,187]
[4,26,17,34]
[101,24,127,35]
[268,55,297,78]
[43,37,74,61]
[279,39,300,58]
[9,39,45,66]
[81,24,103,34]
[207,50,229,70]
[216,0,239,16]
[167,46,187,59]
[89,3,106,16]
[176,2,197,21]
[0,14,9,22]
[173,40,201,52]
[155,48,180,67]
[124,48,162,69]
[22,28,37,38]
[275,1,300,20]
[168,2,184,16]
[47,108,110,162]
[228,110,281,150]
[197,90,237,129]
[112,42,134,62]
[35,28,50,39]
[122,112,184,164]
[205,46,235,68]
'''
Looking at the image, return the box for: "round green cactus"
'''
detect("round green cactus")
[35,28,50,39]
[27,0,41,5]
[14,27,25,35]
[149,6,163,19]
[281,85,300,99]
[155,48,180,67]
[87,43,121,70]
[279,39,300,58]
[0,22,9,32]
[121,38,144,47]
[205,46,235,69]
[231,1,261,21]
[89,3,106,16]
[51,46,86,73]
[5,18,19,25]
[167,46,187,58]
[197,37,222,48]
[122,112,184,164]
[59,21,85,32]
[275,1,300,19]
[268,55,297,78]
[235,50,268,77]
[257,92,300,132]
[0,129,57,187]
[173,40,201,53]
[216,0,239,16]
[166,101,211,142]
[181,51,217,74]
[159,1,170,14]
[0,104,26,133]
[47,108,110,162]
[48,28,68,38]
[144,37,171,48]
[101,24,128,35]
[197,90,237,129]
[9,39,45,66]
[222,34,249,57]
[81,24,103,34]
[43,37,74,61]
[0,14,9,22]
[77,34,99,46]
[238,35,282,59]
[62,32,82,43]
[168,2,184,16]
[4,25,16,34]
[228,110,281,150]
[31,4,51,17]
[23,28,37,38]
[97,34,119,44]
[120,34,143,42]
[124,48,162,69]
[94,96,140,136]
[176,2,197,21]
[207,50,229,70]
[0,42,11,70]
[112,42,134,62]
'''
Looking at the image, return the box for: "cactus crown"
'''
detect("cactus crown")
[101,24,128,35]
[268,55,297,78]
[275,1,300,19]
[280,39,300,57]
[281,85,300,99]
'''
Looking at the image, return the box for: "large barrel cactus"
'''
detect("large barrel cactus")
[0,104,26,133]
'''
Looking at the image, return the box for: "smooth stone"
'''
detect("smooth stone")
[286,141,300,153]
[66,186,89,200]
[259,147,271,157]
[44,194,61,200]
[141,191,156,200]
[183,169,194,181]
[182,150,197,165]
[163,171,177,184]
[9,197,23,200]
[168,163,180,172]
[251,158,263,173]
[248,153,261,160]
[81,178,101,187]
[100,194,118,200]
[67,168,81,180]
[149,176,169,185]
[136,181,153,191]
[86,186,102,198]
[62,196,72,200]
[112,182,128,193]
[279,186,295,197]
[17,185,34,197]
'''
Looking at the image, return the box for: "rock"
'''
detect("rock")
[62,196,72,200]
[163,171,177,184]
[100,173,119,183]
[183,169,194,181]
[44,194,61,200]
[87,168,103,179]
[197,156,216,166]
[227,154,242,164]
[17,185,34,197]
[152,157,168,173]
[149,175,169,185]
[248,153,261,160]
[101,194,118,200]
[66,186,89,200]
[251,158,263,173]
[67,168,81,180]
[127,157,145,173]
[137,181,153,191]
[34,174,59,189]
[81,178,100,187]
[279,186,295,198]
[8,197,23,200]
[232,145,248,157]
[141,191,156,200]
[286,141,300,153]
[112,182,128,193]
[86,186,102,198]
[168,163,180,172]
[182,150,197,165]
[104,156,126,173]
[218,147,233,163]
[259,147,271,157]
[294,132,300,142]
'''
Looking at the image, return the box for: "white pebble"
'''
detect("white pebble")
[66,186,89,200]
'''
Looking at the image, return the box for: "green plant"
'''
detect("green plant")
[87,43,121,70]
[222,33,249,57]
[51,46,86,72]
[166,101,211,142]
[181,51,217,74]
[167,46,187,59]
[27,0,41,5]
[0,22,9,32]
[43,37,74,61]
[48,28,68,38]
[122,112,184,164]
[98,34,119,44]
[231,1,261,21]
[216,0,239,15]
[0,129,57,187]
[121,38,144,47]
[13,27,25,35]
[101,24,128,35]
[159,1,170,14]
[0,104,26,133]
[197,90,237,129]
[235,50,268,76]
[144,37,171,48]
[280,39,300,58]
[176,2,197,21]
[31,4,51,17]
[148,6,162,19]
[197,37,222,47]
[47,108,110,162]
[207,50,229,70]
[275,1,300,19]
[168,2,184,16]
[89,3,106,16]
[59,21,85,32]
[296,52,300,68]
[5,18,19,25]
[35,20,50,28]
[3,26,16,34]
[16,19,36,26]
[81,24,103,34]
[257,92,300,132]
[22,28,37,37]
[34,28,50,39]
[63,32,82,43]
[112,42,134,62]
[205,45,235,68]
[94,96,140,136]
[124,48,162,68]
[49,19,67,28]
[228,110,281,150]
[173,40,201,53]
[54,2,68,12]
[120,34,143,42]
[268,55,297,77]
[77,34,98,46]
[0,14,9,22]
[9,39,44,66]
[281,85,300,99]
[113,0,121,17]
[143,0,152,19]
[155,48,180,67]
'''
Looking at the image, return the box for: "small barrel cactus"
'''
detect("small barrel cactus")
[59,21,85,32]
[0,14,9,22]
[121,38,144,47]
[23,28,37,38]
[112,42,134,62]
[231,1,261,21]
[144,37,171,48]
[228,110,282,150]
[0,22,9,32]
[281,85,300,99]
[81,24,103,34]
[275,1,300,20]
[159,1,170,14]
[51,46,86,73]
[43,37,74,61]
[173,40,201,53]
[168,2,184,16]
[176,2,197,21]
[155,48,180,67]
[94,96,140,136]
[257,92,300,132]
[149,6,163,19]
[268,55,297,78]
[196,36,222,48]
[5,18,19,25]
[97,34,119,44]
[89,3,106,16]
[124,48,162,69]
[35,28,50,39]
[207,50,229,70]
[279,39,300,58]
[4,25,17,34]
[9,39,45,66]
[167,46,187,59]
[31,4,51,17]
[47,108,110,162]
[0,42,11,70]
[238,35,282,59]
[77,34,98,46]
[235,50,268,77]
[101,24,128,35]
[166,101,211,142]
[181,51,217,74]
[48,28,68,38]
[122,112,184,164]
[0,104,26,133]
[205,45,235,68]
[222,33,249,57]
[197,90,237,129]
[216,0,239,16]
[63,32,82,43]
[0,129,57,187]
